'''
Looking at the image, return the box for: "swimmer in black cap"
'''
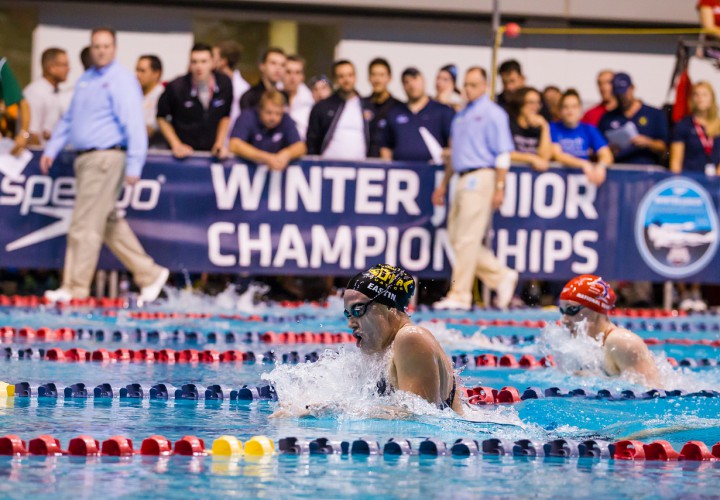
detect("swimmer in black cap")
[344,264,461,412]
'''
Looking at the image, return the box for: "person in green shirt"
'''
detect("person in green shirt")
[0,57,30,155]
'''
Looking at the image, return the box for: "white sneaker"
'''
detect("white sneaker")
[679,297,695,311]
[44,288,72,303]
[691,299,708,312]
[495,270,519,309]
[140,267,169,303]
[432,297,471,311]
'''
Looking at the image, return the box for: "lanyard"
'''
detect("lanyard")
[693,118,714,158]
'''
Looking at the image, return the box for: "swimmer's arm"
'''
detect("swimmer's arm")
[606,333,661,387]
[392,331,442,405]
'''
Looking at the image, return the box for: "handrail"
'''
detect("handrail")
[30,147,672,175]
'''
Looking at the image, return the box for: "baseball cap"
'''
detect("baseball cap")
[612,73,633,96]
[308,74,331,88]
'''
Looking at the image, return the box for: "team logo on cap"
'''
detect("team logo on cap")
[635,178,719,278]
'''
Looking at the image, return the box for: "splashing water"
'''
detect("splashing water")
[263,347,525,430]
[535,321,717,392]
[420,321,534,353]
[159,282,269,314]
[536,319,606,374]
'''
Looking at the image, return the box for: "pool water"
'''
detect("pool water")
[0,289,718,499]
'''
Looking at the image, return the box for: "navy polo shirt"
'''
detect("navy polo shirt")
[672,116,720,172]
[230,109,301,153]
[156,71,233,151]
[598,103,669,165]
[379,99,454,162]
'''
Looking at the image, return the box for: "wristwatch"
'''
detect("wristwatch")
[496,181,505,190]
[19,130,30,139]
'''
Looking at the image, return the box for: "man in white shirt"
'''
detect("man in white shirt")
[135,54,164,145]
[306,60,370,160]
[213,40,250,136]
[283,55,314,140]
[24,47,70,145]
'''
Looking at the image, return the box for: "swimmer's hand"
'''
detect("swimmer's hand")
[269,403,331,418]
[269,407,310,419]
[573,370,594,377]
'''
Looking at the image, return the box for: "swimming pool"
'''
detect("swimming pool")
[0,290,719,499]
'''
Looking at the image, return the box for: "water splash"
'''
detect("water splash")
[534,322,716,392]
[419,321,533,353]
[159,282,269,314]
[263,347,526,430]
[536,320,606,374]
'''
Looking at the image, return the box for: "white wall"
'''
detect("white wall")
[230,0,699,24]
[339,39,720,108]
[31,25,194,90]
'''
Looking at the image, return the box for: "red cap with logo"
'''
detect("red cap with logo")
[560,275,616,314]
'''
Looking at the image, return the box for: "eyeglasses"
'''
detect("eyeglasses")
[344,273,401,319]
[559,304,585,316]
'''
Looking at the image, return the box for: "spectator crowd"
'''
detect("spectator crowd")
[10,41,715,187]
[2,9,720,310]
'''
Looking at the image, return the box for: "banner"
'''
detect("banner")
[1,152,719,283]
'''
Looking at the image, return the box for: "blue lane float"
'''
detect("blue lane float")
[275,437,720,460]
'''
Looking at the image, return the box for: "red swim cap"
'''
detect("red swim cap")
[560,275,616,314]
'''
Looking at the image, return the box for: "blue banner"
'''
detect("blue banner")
[1,152,719,283]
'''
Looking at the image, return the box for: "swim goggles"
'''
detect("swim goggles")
[344,274,401,319]
[559,304,585,316]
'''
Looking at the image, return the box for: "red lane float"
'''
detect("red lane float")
[644,441,679,461]
[174,435,207,456]
[679,441,715,461]
[140,435,173,456]
[101,436,135,456]
[28,435,64,456]
[0,435,27,455]
[0,433,207,457]
[613,440,646,460]
[68,436,100,456]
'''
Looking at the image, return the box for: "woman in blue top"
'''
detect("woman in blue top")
[670,81,720,176]
[551,89,613,186]
[668,81,720,312]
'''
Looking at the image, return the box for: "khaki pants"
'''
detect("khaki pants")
[62,150,162,298]
[445,168,512,305]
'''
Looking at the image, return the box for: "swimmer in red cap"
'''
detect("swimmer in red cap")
[559,275,661,387]
[344,264,461,413]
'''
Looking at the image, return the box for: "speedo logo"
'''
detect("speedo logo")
[1,174,163,252]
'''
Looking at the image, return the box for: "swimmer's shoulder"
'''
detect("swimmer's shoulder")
[394,324,436,355]
[604,326,647,351]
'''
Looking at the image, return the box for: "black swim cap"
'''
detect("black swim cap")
[345,264,415,312]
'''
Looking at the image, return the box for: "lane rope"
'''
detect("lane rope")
[0,433,718,461]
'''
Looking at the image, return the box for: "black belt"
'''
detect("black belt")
[458,167,490,177]
[76,144,126,156]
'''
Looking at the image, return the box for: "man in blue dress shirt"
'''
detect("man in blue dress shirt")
[431,67,518,310]
[40,27,169,304]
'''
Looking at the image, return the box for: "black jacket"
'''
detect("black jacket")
[157,71,232,151]
[364,93,401,157]
[306,92,372,156]
[239,80,288,111]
